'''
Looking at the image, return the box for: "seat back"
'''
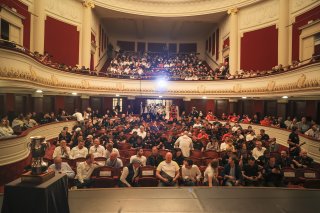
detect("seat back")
[190,150,203,158]
[140,166,156,177]
[203,150,219,159]
[118,143,132,150]
[143,149,152,158]
[94,157,107,166]
[93,166,114,177]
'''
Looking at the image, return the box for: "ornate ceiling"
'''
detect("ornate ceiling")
[94,0,260,17]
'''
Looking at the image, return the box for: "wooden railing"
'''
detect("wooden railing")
[0,121,76,166]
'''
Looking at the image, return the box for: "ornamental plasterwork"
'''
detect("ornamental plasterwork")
[291,0,318,14]
[239,0,278,30]
[46,0,82,23]
[0,60,320,96]
[95,0,258,16]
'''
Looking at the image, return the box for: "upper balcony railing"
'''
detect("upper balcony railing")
[0,39,320,98]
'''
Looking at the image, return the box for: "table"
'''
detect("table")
[1,173,69,213]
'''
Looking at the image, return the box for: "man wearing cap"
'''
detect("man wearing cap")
[174,131,193,157]
[119,158,141,187]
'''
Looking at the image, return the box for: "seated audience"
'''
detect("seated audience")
[278,151,293,168]
[223,157,242,186]
[304,124,320,140]
[203,159,220,187]
[130,148,147,166]
[105,143,120,159]
[173,148,185,166]
[70,141,88,159]
[252,141,266,160]
[89,138,105,158]
[156,152,180,186]
[119,159,141,187]
[263,156,283,187]
[242,157,262,186]
[0,117,14,137]
[181,159,201,186]
[268,138,280,152]
[105,152,123,168]
[292,150,314,168]
[146,146,164,167]
[206,138,220,151]
[53,140,70,159]
[49,156,75,179]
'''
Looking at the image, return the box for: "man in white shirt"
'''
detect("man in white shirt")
[105,143,120,159]
[174,131,193,157]
[246,131,256,142]
[52,140,70,159]
[89,138,105,158]
[73,109,84,124]
[70,141,88,159]
[156,152,180,186]
[48,156,75,179]
[75,154,100,188]
[137,126,147,139]
[130,148,147,166]
[252,141,266,160]
[181,159,201,186]
[305,125,320,140]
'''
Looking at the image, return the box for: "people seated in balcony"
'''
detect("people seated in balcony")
[49,156,75,179]
[277,151,293,168]
[75,154,100,188]
[206,138,220,151]
[292,150,314,168]
[0,117,14,138]
[24,112,38,128]
[58,127,72,143]
[181,159,201,186]
[304,124,320,140]
[105,152,123,168]
[296,117,310,134]
[70,140,88,159]
[119,158,141,187]
[11,114,26,133]
[53,140,70,159]
[89,138,105,158]
[284,116,292,129]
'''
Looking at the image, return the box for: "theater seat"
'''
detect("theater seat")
[94,157,107,166]
[138,166,159,187]
[300,169,320,189]
[190,150,203,158]
[91,166,117,188]
[203,150,219,159]
[118,143,132,150]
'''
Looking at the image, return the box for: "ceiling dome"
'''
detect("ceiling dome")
[94,0,259,17]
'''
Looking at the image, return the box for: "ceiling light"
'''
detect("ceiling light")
[202,96,207,99]
[242,97,247,99]
[282,96,288,99]
[159,96,163,98]
[72,92,77,95]
[116,94,120,97]
[36,89,43,93]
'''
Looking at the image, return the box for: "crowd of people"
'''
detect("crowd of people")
[17,106,316,189]
[2,39,319,81]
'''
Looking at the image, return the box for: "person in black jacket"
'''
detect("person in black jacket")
[119,159,141,187]
[223,157,242,186]
[147,146,164,167]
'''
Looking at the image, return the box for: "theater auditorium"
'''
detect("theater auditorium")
[0,0,320,212]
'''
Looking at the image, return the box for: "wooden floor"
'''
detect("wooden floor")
[1,187,320,213]
[67,187,320,213]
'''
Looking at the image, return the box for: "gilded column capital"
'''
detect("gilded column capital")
[227,8,239,15]
[82,0,95,8]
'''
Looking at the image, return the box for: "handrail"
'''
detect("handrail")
[0,121,76,166]
[1,39,318,81]
[205,52,219,67]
